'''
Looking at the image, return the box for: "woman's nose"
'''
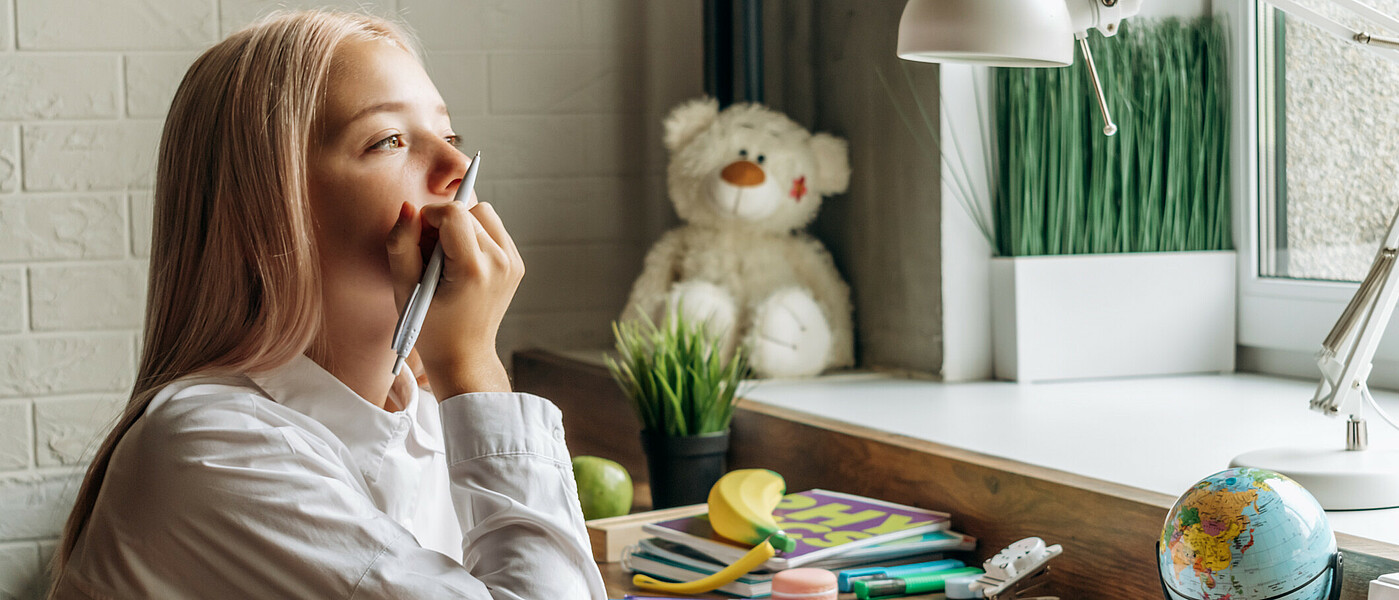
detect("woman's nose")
[429,139,471,198]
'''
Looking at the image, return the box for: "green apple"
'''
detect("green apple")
[572,455,633,520]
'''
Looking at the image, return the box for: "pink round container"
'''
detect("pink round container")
[771,568,838,600]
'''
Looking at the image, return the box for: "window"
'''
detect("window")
[1236,0,1399,382]
[1259,0,1399,282]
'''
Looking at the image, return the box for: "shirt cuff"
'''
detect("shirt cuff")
[438,392,570,467]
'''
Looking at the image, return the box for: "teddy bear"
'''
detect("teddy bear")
[620,98,854,378]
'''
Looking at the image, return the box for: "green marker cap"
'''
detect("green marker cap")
[767,530,795,553]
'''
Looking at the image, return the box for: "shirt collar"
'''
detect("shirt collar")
[246,355,443,480]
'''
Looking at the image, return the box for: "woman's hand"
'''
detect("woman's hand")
[386,195,523,398]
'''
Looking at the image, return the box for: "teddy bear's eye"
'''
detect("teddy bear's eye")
[739,149,748,158]
[757,155,766,164]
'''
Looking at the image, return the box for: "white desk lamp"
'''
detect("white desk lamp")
[898,0,1399,510]
[897,0,1143,136]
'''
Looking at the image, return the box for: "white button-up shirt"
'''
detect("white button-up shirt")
[53,355,607,599]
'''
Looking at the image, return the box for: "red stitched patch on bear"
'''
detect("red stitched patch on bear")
[790,176,807,201]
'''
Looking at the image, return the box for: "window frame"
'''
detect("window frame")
[1230,0,1399,378]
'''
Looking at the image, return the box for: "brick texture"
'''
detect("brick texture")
[0,402,29,470]
[34,396,123,467]
[29,262,147,331]
[0,334,133,398]
[219,0,397,37]
[0,542,41,600]
[129,193,151,258]
[16,0,215,50]
[0,0,11,52]
[21,122,162,192]
[0,195,127,262]
[0,126,16,193]
[0,55,120,119]
[124,53,200,118]
[0,267,20,333]
[0,472,82,540]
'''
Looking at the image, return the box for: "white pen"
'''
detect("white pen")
[391,151,481,375]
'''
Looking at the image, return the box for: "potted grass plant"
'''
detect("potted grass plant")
[983,18,1235,382]
[606,311,749,508]
[889,17,1234,381]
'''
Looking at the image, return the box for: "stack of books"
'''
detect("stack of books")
[620,489,977,597]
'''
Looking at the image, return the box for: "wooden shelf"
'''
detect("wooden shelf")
[515,348,1399,600]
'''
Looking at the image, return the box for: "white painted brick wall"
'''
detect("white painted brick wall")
[29,262,147,331]
[0,268,20,334]
[0,195,127,261]
[33,396,123,468]
[22,122,163,191]
[124,52,202,119]
[0,126,16,193]
[17,0,216,50]
[0,0,700,595]
[0,402,30,470]
[0,55,121,120]
[0,542,40,600]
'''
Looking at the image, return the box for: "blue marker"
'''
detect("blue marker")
[837,558,966,592]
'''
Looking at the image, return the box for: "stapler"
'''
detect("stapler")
[947,536,1062,600]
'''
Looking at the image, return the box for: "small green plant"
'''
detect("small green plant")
[606,312,749,437]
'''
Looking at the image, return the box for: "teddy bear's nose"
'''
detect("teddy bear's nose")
[720,160,766,187]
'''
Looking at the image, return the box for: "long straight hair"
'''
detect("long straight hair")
[51,10,414,578]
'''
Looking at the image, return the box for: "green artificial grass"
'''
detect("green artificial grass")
[993,18,1232,257]
[606,312,749,437]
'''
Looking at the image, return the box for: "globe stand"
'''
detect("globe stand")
[1157,542,1343,600]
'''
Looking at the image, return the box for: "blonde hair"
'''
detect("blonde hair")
[51,10,415,580]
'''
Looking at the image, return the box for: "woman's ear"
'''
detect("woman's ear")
[808,133,851,195]
[663,97,720,152]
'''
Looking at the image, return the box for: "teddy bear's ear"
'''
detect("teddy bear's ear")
[808,133,851,195]
[663,98,720,151]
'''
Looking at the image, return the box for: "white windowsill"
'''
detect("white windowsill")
[739,370,1399,548]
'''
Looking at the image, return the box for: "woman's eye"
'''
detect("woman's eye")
[370,134,405,151]
[445,135,462,148]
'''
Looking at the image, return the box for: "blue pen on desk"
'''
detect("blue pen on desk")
[391,151,481,375]
[838,558,966,592]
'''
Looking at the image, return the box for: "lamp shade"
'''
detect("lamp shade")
[896,0,1075,67]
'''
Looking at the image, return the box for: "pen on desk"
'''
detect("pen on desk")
[390,151,481,375]
[852,566,984,600]
[838,558,966,592]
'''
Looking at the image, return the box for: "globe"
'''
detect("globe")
[1158,467,1341,600]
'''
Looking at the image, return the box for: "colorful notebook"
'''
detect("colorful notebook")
[634,536,960,574]
[640,489,952,570]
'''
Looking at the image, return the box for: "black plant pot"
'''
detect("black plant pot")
[640,429,730,509]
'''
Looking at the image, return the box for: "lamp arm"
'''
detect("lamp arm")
[1266,0,1399,66]
[1314,206,1399,417]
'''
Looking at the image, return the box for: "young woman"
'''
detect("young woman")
[49,11,605,599]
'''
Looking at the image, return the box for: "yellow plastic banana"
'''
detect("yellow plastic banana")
[707,468,795,552]
[631,469,795,595]
[632,539,776,594]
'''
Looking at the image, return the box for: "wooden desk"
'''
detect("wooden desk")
[518,349,1399,600]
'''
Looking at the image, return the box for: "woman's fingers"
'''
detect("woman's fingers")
[385,201,423,311]
[470,202,522,265]
[419,202,484,278]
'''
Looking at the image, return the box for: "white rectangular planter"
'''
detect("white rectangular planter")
[990,251,1236,382]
